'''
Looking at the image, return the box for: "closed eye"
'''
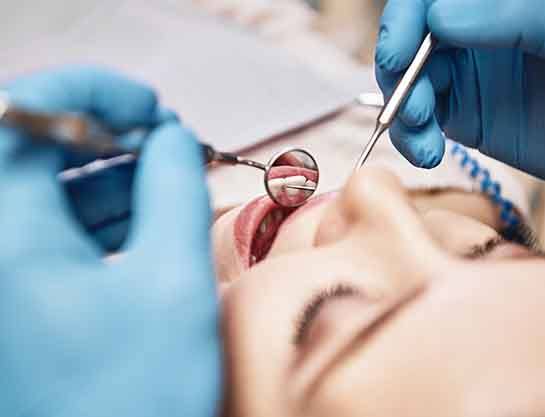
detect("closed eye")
[465,236,505,259]
[293,284,362,346]
[465,221,545,260]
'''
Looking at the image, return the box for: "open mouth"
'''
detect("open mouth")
[233,188,338,268]
[234,194,297,268]
[232,164,321,268]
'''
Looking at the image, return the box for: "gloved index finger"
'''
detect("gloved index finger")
[4,66,163,133]
[375,0,430,73]
[124,121,212,264]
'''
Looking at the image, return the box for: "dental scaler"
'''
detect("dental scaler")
[355,33,438,170]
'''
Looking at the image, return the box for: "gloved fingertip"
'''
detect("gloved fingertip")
[390,118,445,169]
[375,0,428,73]
[375,26,407,73]
[144,121,203,170]
[418,143,445,169]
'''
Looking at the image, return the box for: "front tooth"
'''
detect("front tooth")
[268,178,285,194]
[305,180,317,188]
[285,175,307,187]
[285,175,307,196]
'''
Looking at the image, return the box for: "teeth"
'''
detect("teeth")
[283,175,306,197]
[268,178,285,194]
[250,255,257,265]
[286,186,301,197]
[285,175,307,187]
[305,180,317,188]
[259,212,274,234]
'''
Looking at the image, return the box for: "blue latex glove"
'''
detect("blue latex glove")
[0,67,221,417]
[375,0,545,179]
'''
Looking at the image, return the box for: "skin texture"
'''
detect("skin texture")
[212,167,545,417]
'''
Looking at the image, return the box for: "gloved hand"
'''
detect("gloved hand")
[375,0,545,179]
[0,67,221,417]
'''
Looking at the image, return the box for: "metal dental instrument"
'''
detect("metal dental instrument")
[202,144,320,207]
[355,33,438,170]
[0,94,320,208]
[0,93,131,157]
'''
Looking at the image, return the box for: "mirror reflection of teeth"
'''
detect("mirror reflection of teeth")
[269,175,317,196]
[268,177,286,194]
[285,175,307,196]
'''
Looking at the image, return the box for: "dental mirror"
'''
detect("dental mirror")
[59,143,319,209]
[0,96,321,208]
[204,144,319,208]
[264,148,319,207]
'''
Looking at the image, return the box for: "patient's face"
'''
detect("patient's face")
[212,168,545,417]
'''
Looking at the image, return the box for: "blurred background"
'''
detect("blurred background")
[305,0,384,63]
[0,0,385,64]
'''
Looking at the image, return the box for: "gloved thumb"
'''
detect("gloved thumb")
[429,0,545,57]
[125,121,212,262]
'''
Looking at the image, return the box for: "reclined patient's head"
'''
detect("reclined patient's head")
[212,167,545,417]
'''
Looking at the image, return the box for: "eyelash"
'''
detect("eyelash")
[293,283,361,346]
[466,236,505,259]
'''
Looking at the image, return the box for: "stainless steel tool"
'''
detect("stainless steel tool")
[0,95,320,208]
[355,33,438,170]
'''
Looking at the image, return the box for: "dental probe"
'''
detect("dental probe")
[355,33,438,170]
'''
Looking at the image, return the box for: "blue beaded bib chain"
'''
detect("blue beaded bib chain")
[448,140,520,228]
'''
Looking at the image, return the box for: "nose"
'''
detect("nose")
[314,167,444,287]
[315,167,414,245]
